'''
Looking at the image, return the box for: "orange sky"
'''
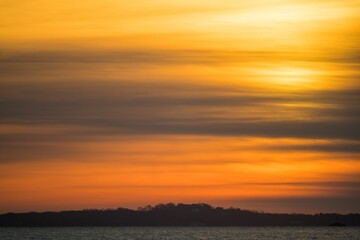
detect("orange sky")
[0,0,360,213]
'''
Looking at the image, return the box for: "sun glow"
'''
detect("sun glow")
[261,67,319,86]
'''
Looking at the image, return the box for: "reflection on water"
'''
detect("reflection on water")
[0,227,360,240]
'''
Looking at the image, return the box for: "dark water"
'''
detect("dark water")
[0,227,359,240]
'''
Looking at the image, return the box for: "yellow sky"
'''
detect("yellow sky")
[1,0,359,50]
[0,0,360,213]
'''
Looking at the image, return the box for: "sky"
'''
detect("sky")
[0,0,360,214]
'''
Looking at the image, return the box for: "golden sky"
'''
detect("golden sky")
[0,0,360,213]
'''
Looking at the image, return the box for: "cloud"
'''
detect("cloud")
[264,142,360,153]
[1,49,360,66]
[224,195,360,214]
[1,79,360,141]
[1,79,360,139]
[1,48,360,166]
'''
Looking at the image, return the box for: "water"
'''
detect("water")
[0,227,359,240]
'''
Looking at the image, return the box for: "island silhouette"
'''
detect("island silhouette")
[0,203,358,227]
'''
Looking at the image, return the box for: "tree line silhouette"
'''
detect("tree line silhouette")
[1,203,359,226]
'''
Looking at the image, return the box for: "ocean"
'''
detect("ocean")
[0,227,359,240]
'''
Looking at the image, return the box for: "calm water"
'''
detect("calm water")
[0,227,359,240]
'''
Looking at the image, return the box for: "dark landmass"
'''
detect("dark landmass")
[329,222,347,227]
[0,203,359,227]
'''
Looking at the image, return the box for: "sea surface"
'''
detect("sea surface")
[0,227,359,240]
